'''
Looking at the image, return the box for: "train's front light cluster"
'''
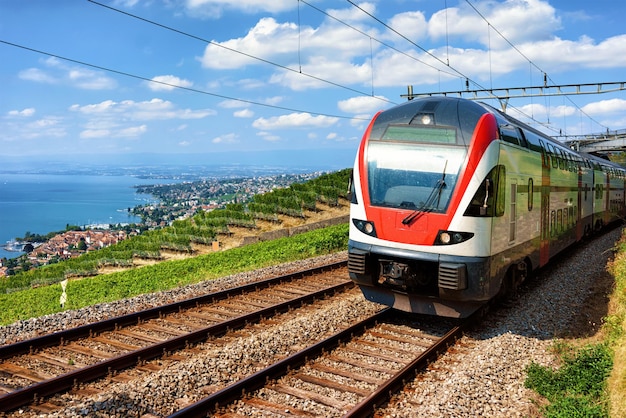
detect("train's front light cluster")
[434,230,474,245]
[353,219,377,237]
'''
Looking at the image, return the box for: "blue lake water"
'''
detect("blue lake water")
[0,173,165,259]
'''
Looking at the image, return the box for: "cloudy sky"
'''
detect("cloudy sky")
[1,0,626,166]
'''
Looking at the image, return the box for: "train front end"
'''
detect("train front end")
[348,97,500,317]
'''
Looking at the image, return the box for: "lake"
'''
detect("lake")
[0,173,165,259]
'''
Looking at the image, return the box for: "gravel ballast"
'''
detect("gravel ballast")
[1,227,620,417]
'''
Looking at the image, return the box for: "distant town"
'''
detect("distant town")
[0,171,328,277]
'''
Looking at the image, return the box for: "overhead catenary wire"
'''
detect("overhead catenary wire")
[343,0,566,137]
[298,0,460,81]
[345,0,490,93]
[463,0,609,132]
[0,39,369,122]
[87,0,397,107]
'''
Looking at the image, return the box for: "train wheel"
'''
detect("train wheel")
[498,260,529,302]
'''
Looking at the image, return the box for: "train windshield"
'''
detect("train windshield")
[366,140,465,212]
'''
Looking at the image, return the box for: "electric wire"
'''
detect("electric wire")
[463,0,609,132]
[345,0,489,92]
[0,39,369,122]
[343,0,552,133]
[87,0,397,106]
[299,0,460,80]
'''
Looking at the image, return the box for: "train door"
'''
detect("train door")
[509,181,517,244]
[539,140,550,267]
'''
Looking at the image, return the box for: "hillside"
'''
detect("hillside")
[130,200,349,268]
[2,169,352,291]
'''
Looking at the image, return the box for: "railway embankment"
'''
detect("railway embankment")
[606,229,626,417]
[1,224,624,416]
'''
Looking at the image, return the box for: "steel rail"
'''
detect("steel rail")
[168,306,483,418]
[0,262,350,413]
[168,309,391,418]
[0,260,347,359]
[343,308,484,417]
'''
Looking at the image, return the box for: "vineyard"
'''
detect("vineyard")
[0,169,351,295]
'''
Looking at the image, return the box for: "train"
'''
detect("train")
[347,96,626,318]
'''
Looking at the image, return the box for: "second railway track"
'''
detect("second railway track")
[0,261,355,414]
[171,309,477,418]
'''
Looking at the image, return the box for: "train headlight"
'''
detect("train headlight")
[413,112,435,125]
[434,230,474,245]
[352,219,377,237]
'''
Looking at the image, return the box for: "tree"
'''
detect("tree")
[77,238,87,251]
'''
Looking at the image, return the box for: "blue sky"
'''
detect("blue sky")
[1,0,626,166]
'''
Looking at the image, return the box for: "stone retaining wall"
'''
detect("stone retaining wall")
[240,215,349,246]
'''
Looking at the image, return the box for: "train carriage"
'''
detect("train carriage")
[348,96,626,318]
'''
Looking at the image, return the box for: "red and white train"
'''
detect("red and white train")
[348,96,626,317]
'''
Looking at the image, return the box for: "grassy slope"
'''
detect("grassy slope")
[0,223,348,325]
[607,233,626,417]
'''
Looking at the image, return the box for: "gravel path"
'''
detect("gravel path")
[1,227,621,417]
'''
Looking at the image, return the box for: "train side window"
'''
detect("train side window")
[547,144,559,169]
[500,125,520,146]
[464,165,506,217]
[557,209,563,233]
[584,183,588,201]
[517,128,529,148]
[558,150,565,170]
[528,178,534,211]
[550,210,556,237]
[538,139,549,167]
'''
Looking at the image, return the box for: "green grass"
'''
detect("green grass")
[525,343,612,417]
[0,223,348,326]
[524,226,626,417]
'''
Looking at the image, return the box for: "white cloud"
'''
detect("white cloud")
[3,116,67,141]
[80,129,110,139]
[18,68,58,84]
[338,96,387,114]
[200,7,375,73]
[79,125,147,139]
[219,99,249,109]
[428,0,560,47]
[147,75,194,91]
[387,11,428,42]
[68,68,117,90]
[257,131,281,142]
[70,98,215,120]
[582,98,626,115]
[264,96,284,106]
[212,133,239,143]
[200,17,300,70]
[252,113,339,130]
[8,108,36,117]
[326,2,377,23]
[19,57,117,90]
[115,125,147,138]
[186,0,296,18]
[234,109,254,118]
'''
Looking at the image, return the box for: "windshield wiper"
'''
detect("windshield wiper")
[402,161,447,225]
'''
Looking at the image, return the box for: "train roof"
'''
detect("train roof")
[374,96,626,172]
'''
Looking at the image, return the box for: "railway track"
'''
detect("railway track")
[171,308,481,418]
[0,261,352,414]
